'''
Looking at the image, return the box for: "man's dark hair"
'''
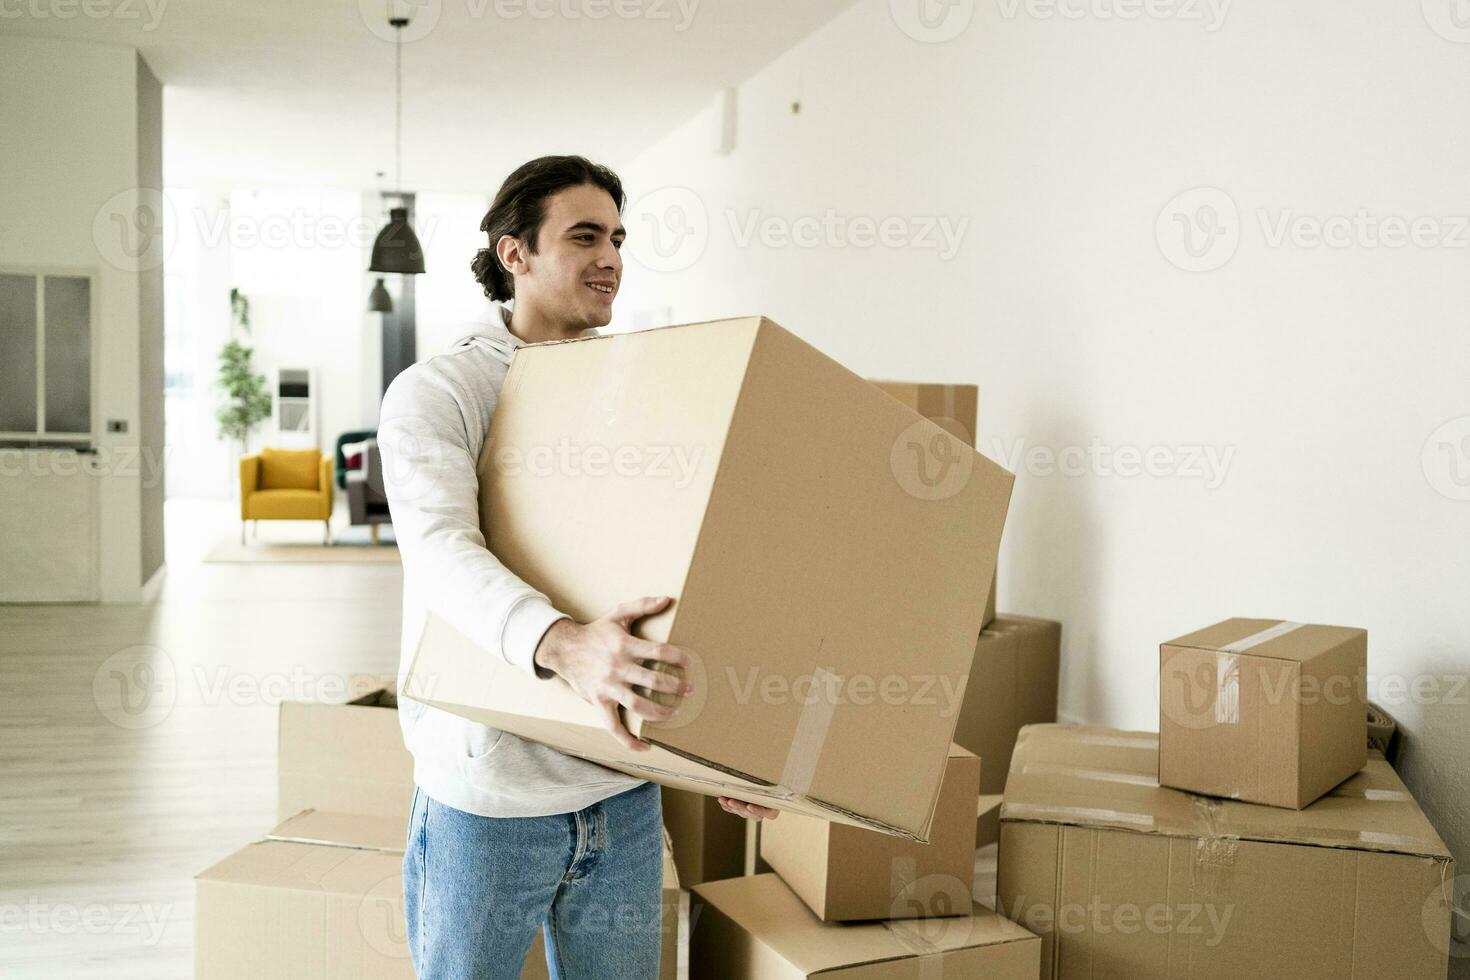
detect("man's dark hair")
[471,155,626,301]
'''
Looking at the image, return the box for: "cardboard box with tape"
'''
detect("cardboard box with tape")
[195,809,680,980]
[690,873,1041,978]
[759,744,980,921]
[952,615,1061,796]
[997,724,1455,980]
[1158,618,1367,808]
[405,317,1014,842]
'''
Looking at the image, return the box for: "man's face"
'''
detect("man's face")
[514,183,625,330]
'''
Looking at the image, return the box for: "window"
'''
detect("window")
[0,270,94,442]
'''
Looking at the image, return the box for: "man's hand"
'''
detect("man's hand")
[717,797,780,821]
[533,595,693,752]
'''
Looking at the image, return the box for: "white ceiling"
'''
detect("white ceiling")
[2,0,854,192]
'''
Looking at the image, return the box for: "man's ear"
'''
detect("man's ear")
[496,234,530,277]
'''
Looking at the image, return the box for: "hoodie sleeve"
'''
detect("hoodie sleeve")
[377,360,568,677]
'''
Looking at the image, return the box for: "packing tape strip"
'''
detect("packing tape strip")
[1327,786,1412,802]
[1002,802,1156,829]
[1020,762,1159,787]
[1017,728,1152,752]
[264,832,402,855]
[1219,620,1304,653]
[586,332,638,428]
[882,916,949,980]
[1191,798,1238,895]
[1195,794,1443,857]
[1202,820,1441,856]
[774,667,840,799]
[1215,652,1240,725]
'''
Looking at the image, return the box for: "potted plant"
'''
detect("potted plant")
[214,289,271,473]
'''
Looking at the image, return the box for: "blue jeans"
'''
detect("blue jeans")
[403,781,664,980]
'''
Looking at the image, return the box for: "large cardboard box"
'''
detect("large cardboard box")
[196,810,680,980]
[1158,618,1367,808]
[760,744,980,922]
[277,686,415,822]
[997,724,1454,980]
[870,378,995,625]
[692,873,1040,978]
[662,786,747,886]
[952,615,1061,795]
[406,317,1014,841]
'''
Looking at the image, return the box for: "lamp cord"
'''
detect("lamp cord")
[394,20,402,194]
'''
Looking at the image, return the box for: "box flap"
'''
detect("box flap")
[692,874,1036,974]
[194,838,401,896]
[267,809,407,853]
[1164,618,1365,664]
[1002,724,1451,860]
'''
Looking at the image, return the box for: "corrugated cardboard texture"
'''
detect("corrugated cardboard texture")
[997,724,1453,979]
[196,813,680,980]
[870,378,996,629]
[662,786,747,886]
[761,745,981,921]
[1158,619,1367,808]
[952,616,1061,795]
[277,690,415,825]
[412,317,1013,841]
[691,873,1040,979]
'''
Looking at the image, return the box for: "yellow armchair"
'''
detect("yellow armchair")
[239,448,335,544]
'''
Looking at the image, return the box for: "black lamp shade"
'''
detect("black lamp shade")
[370,207,426,274]
[367,277,393,313]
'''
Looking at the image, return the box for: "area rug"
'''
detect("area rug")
[203,524,399,563]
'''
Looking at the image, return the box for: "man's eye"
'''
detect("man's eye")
[613,239,624,250]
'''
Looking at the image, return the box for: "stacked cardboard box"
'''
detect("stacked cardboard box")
[404,317,1013,842]
[954,615,1062,846]
[991,617,1453,978]
[661,787,747,886]
[196,808,680,980]
[199,691,680,979]
[691,873,1040,978]
[759,744,981,921]
[996,723,1454,979]
[1158,619,1367,808]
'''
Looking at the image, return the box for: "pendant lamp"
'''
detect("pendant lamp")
[369,15,425,278]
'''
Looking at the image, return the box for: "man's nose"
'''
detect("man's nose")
[597,244,622,274]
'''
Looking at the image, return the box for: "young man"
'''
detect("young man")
[378,156,776,980]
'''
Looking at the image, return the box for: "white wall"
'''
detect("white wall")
[0,34,162,602]
[616,0,1470,944]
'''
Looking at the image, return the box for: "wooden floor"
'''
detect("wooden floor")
[0,498,403,979]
